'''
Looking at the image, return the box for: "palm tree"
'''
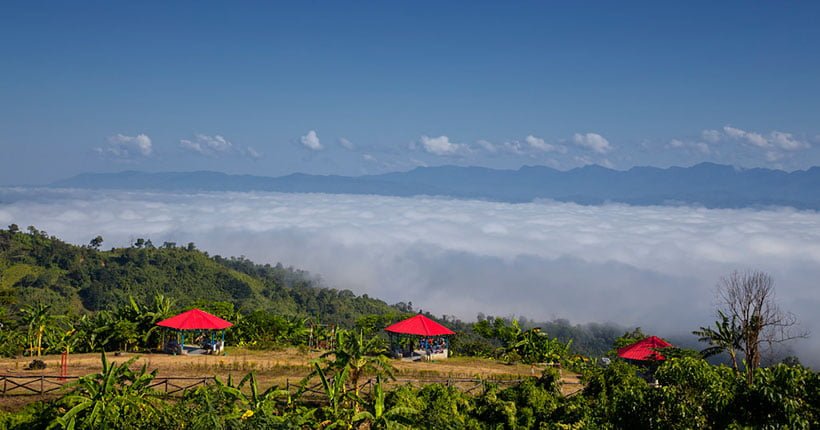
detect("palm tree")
[692,310,742,372]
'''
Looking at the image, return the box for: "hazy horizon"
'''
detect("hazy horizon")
[44,160,820,183]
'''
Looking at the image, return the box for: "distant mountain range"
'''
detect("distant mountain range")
[51,163,820,209]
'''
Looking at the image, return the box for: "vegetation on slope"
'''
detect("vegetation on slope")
[0,225,623,359]
[0,225,400,326]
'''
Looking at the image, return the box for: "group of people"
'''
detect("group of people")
[201,339,225,354]
[390,336,449,360]
[419,337,447,355]
[163,336,224,355]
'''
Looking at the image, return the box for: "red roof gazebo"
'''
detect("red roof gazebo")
[617,336,672,361]
[385,315,455,360]
[156,309,233,354]
[157,308,233,330]
[385,314,455,336]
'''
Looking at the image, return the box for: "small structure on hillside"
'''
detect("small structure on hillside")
[156,308,233,355]
[617,336,672,362]
[617,335,673,385]
[385,314,455,361]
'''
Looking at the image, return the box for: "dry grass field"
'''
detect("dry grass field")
[0,347,582,410]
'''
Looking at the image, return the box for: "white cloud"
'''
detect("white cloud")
[245,147,262,159]
[179,134,261,159]
[769,131,809,151]
[338,137,354,150]
[598,158,615,168]
[719,126,809,151]
[724,126,768,148]
[765,151,784,162]
[500,141,526,155]
[475,140,498,153]
[362,154,377,162]
[96,133,153,159]
[667,139,711,155]
[180,134,233,155]
[300,130,323,151]
[481,137,567,156]
[525,135,565,153]
[419,135,466,156]
[573,132,613,154]
[701,129,722,143]
[574,155,612,167]
[2,188,818,365]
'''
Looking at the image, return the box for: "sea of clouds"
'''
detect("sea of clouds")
[1,188,818,362]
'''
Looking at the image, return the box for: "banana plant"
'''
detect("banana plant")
[693,310,743,373]
[317,329,396,400]
[353,376,417,429]
[20,303,53,356]
[235,372,292,417]
[50,352,160,429]
[314,362,356,429]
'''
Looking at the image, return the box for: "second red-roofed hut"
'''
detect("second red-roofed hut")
[385,314,455,361]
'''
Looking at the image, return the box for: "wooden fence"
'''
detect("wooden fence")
[0,375,214,396]
[1,374,580,398]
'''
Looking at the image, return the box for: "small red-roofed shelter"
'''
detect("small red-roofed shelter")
[156,309,233,355]
[385,314,455,336]
[385,315,455,361]
[617,336,672,361]
[157,308,233,330]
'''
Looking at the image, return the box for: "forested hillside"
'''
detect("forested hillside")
[0,225,627,358]
[0,224,397,325]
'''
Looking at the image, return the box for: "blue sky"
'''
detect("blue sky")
[2,1,819,184]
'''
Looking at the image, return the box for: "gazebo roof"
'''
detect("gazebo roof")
[156,308,233,330]
[385,315,455,336]
[617,336,672,361]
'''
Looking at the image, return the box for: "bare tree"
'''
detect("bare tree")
[717,270,806,383]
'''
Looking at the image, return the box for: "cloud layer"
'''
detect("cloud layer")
[1,189,818,362]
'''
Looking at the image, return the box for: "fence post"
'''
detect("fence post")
[40,376,44,394]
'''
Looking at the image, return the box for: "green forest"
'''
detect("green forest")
[0,225,817,428]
